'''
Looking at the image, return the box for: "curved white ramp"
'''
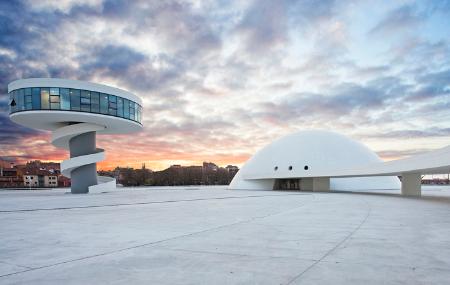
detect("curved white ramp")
[51,123,116,193]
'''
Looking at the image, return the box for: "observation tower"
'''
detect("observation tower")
[8,78,143,193]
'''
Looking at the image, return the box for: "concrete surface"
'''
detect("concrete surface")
[1,186,450,284]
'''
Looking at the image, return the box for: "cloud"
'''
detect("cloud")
[78,44,184,92]
[234,0,339,55]
[369,4,424,37]
[82,45,146,75]
[250,78,404,127]
[366,128,450,139]
[402,68,450,101]
[0,113,43,145]
[418,68,450,90]
[235,0,289,54]
[1,0,450,169]
[376,149,432,160]
[287,0,337,24]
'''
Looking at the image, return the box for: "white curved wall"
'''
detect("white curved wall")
[331,177,399,190]
[229,130,400,191]
[229,171,274,190]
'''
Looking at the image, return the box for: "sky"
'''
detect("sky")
[0,0,450,170]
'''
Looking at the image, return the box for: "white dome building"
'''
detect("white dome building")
[229,130,400,191]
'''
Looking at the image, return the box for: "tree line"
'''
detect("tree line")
[98,163,239,187]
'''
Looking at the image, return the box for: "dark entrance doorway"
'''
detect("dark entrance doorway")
[274,179,301,190]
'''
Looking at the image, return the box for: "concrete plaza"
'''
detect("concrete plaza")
[1,186,450,284]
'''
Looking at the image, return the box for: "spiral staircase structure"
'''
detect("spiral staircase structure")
[52,123,116,193]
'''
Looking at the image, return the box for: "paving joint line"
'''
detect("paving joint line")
[0,197,316,278]
[285,200,372,284]
[0,193,312,213]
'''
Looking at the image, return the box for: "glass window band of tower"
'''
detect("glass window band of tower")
[9,87,142,124]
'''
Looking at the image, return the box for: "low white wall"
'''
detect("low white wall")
[331,176,400,190]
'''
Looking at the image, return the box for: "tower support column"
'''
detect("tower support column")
[69,131,97,194]
[313,177,330,192]
[401,173,421,197]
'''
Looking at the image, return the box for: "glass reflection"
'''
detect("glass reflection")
[9,87,142,124]
[40,88,49,109]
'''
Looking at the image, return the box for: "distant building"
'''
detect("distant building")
[1,166,18,177]
[0,165,23,188]
[225,165,239,176]
[0,158,70,189]
[44,174,58,187]
[422,178,449,185]
[58,175,71,187]
[23,170,58,188]
[23,175,39,187]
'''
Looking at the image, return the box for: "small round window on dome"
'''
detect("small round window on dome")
[304,165,309,170]
[274,166,278,171]
[288,166,293,170]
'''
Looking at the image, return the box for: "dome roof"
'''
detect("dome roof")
[230,130,400,190]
